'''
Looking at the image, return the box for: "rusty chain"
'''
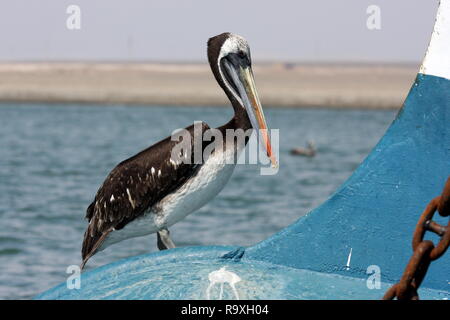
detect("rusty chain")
[383,176,450,300]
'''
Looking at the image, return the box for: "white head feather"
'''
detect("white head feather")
[217,34,251,107]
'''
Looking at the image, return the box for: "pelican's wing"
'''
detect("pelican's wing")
[81,122,210,267]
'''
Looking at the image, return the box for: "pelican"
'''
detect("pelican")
[81,33,277,268]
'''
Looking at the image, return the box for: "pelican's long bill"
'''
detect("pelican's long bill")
[223,60,278,168]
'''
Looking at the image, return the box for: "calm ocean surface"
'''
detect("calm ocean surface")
[0,104,396,299]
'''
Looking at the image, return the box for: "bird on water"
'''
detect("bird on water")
[81,33,277,269]
[290,140,316,157]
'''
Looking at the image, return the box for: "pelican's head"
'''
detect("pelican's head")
[207,33,277,167]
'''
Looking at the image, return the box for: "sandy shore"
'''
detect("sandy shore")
[0,63,418,109]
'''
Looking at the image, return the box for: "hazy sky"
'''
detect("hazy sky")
[0,0,440,62]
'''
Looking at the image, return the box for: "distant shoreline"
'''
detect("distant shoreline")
[0,62,419,109]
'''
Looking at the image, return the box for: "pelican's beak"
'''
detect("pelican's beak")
[223,59,278,168]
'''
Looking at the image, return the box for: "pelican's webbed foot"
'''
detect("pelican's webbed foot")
[157,228,176,250]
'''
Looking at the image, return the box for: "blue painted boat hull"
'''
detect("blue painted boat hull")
[35,246,449,300]
[245,73,450,292]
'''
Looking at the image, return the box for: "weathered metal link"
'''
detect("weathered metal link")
[424,220,447,237]
[382,284,400,300]
[383,177,450,300]
[429,219,450,260]
[412,197,439,251]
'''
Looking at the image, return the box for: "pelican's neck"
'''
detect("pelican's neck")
[229,97,252,132]
[208,58,252,132]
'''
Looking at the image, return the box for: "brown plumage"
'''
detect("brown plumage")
[81,122,209,268]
